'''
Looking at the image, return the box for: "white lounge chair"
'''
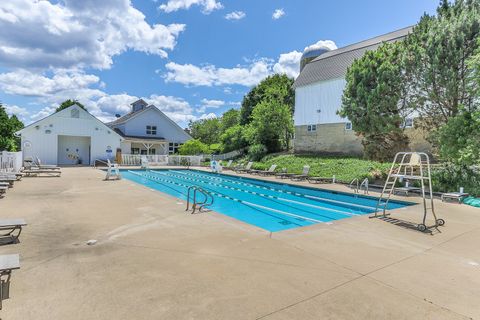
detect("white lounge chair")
[23,169,61,177]
[234,162,253,173]
[0,219,26,244]
[251,164,277,176]
[223,160,233,170]
[0,254,20,310]
[291,166,311,181]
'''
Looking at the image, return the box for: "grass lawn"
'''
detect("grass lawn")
[236,154,392,183]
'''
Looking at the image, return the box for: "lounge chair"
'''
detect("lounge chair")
[23,169,61,177]
[35,157,61,170]
[291,166,311,181]
[251,164,277,176]
[307,176,333,184]
[275,168,292,179]
[234,162,253,173]
[0,176,16,187]
[223,160,233,170]
[441,192,469,203]
[0,254,20,310]
[0,219,26,244]
[394,186,421,196]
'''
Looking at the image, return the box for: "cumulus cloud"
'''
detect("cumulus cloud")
[159,0,223,14]
[225,11,246,20]
[304,40,337,52]
[273,51,303,78]
[0,69,197,126]
[0,0,185,70]
[164,60,271,87]
[272,8,285,20]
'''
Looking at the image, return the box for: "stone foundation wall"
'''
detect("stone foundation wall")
[294,123,432,155]
[294,123,363,155]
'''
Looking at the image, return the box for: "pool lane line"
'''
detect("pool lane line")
[166,171,357,217]
[128,170,186,196]
[135,171,308,226]
[153,170,352,219]
[170,170,377,212]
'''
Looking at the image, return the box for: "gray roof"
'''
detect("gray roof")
[106,105,156,126]
[293,26,413,88]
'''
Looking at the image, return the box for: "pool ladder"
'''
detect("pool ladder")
[186,186,214,214]
[349,178,369,194]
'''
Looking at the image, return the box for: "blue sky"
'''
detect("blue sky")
[0,0,438,127]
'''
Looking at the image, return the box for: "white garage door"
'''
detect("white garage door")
[57,135,91,165]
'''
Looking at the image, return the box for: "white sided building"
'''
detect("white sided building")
[16,104,123,165]
[292,27,431,155]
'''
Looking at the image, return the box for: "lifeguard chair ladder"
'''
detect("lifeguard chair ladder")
[371,152,445,232]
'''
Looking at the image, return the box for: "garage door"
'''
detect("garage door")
[57,135,91,165]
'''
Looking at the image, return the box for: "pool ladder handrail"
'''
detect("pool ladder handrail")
[349,178,369,194]
[186,186,214,214]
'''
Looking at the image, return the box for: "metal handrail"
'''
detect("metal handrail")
[93,159,109,169]
[186,186,214,214]
[359,178,369,194]
[349,178,359,193]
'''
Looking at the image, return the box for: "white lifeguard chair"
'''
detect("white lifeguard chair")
[140,156,149,169]
[372,152,445,232]
[210,160,222,173]
[105,159,121,180]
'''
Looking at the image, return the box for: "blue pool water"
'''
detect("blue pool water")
[122,169,414,232]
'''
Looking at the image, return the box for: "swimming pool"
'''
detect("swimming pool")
[122,169,414,232]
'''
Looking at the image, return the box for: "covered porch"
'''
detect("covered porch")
[120,138,168,155]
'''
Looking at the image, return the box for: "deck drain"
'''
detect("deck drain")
[86,239,98,246]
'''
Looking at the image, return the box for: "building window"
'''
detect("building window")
[149,149,156,155]
[146,125,157,135]
[131,148,140,154]
[169,142,182,154]
[345,122,352,130]
[403,118,414,129]
[307,125,317,132]
[71,109,80,118]
[140,149,148,155]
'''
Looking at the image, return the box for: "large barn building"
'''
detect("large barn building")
[293,26,430,155]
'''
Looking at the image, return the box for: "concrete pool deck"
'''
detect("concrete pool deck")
[0,166,479,319]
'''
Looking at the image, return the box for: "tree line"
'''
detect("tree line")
[180,74,295,160]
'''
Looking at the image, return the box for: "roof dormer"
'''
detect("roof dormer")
[131,99,148,113]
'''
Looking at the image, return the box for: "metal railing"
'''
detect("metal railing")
[349,178,369,194]
[0,151,22,172]
[186,186,214,214]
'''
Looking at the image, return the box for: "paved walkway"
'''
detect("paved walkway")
[0,167,479,319]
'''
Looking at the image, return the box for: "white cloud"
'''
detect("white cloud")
[272,8,285,20]
[0,69,101,97]
[0,0,185,70]
[273,51,303,78]
[0,69,196,126]
[199,112,217,120]
[159,0,223,14]
[200,98,225,108]
[225,11,246,20]
[164,60,271,87]
[304,40,337,52]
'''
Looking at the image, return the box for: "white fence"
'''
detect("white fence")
[0,151,22,172]
[211,148,245,161]
[120,154,203,166]
[121,154,168,166]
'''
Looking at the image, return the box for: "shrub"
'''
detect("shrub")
[178,139,210,155]
[435,111,480,165]
[431,163,480,196]
[248,144,267,161]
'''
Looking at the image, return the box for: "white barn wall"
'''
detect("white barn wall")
[19,107,122,165]
[123,108,190,143]
[294,78,348,126]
